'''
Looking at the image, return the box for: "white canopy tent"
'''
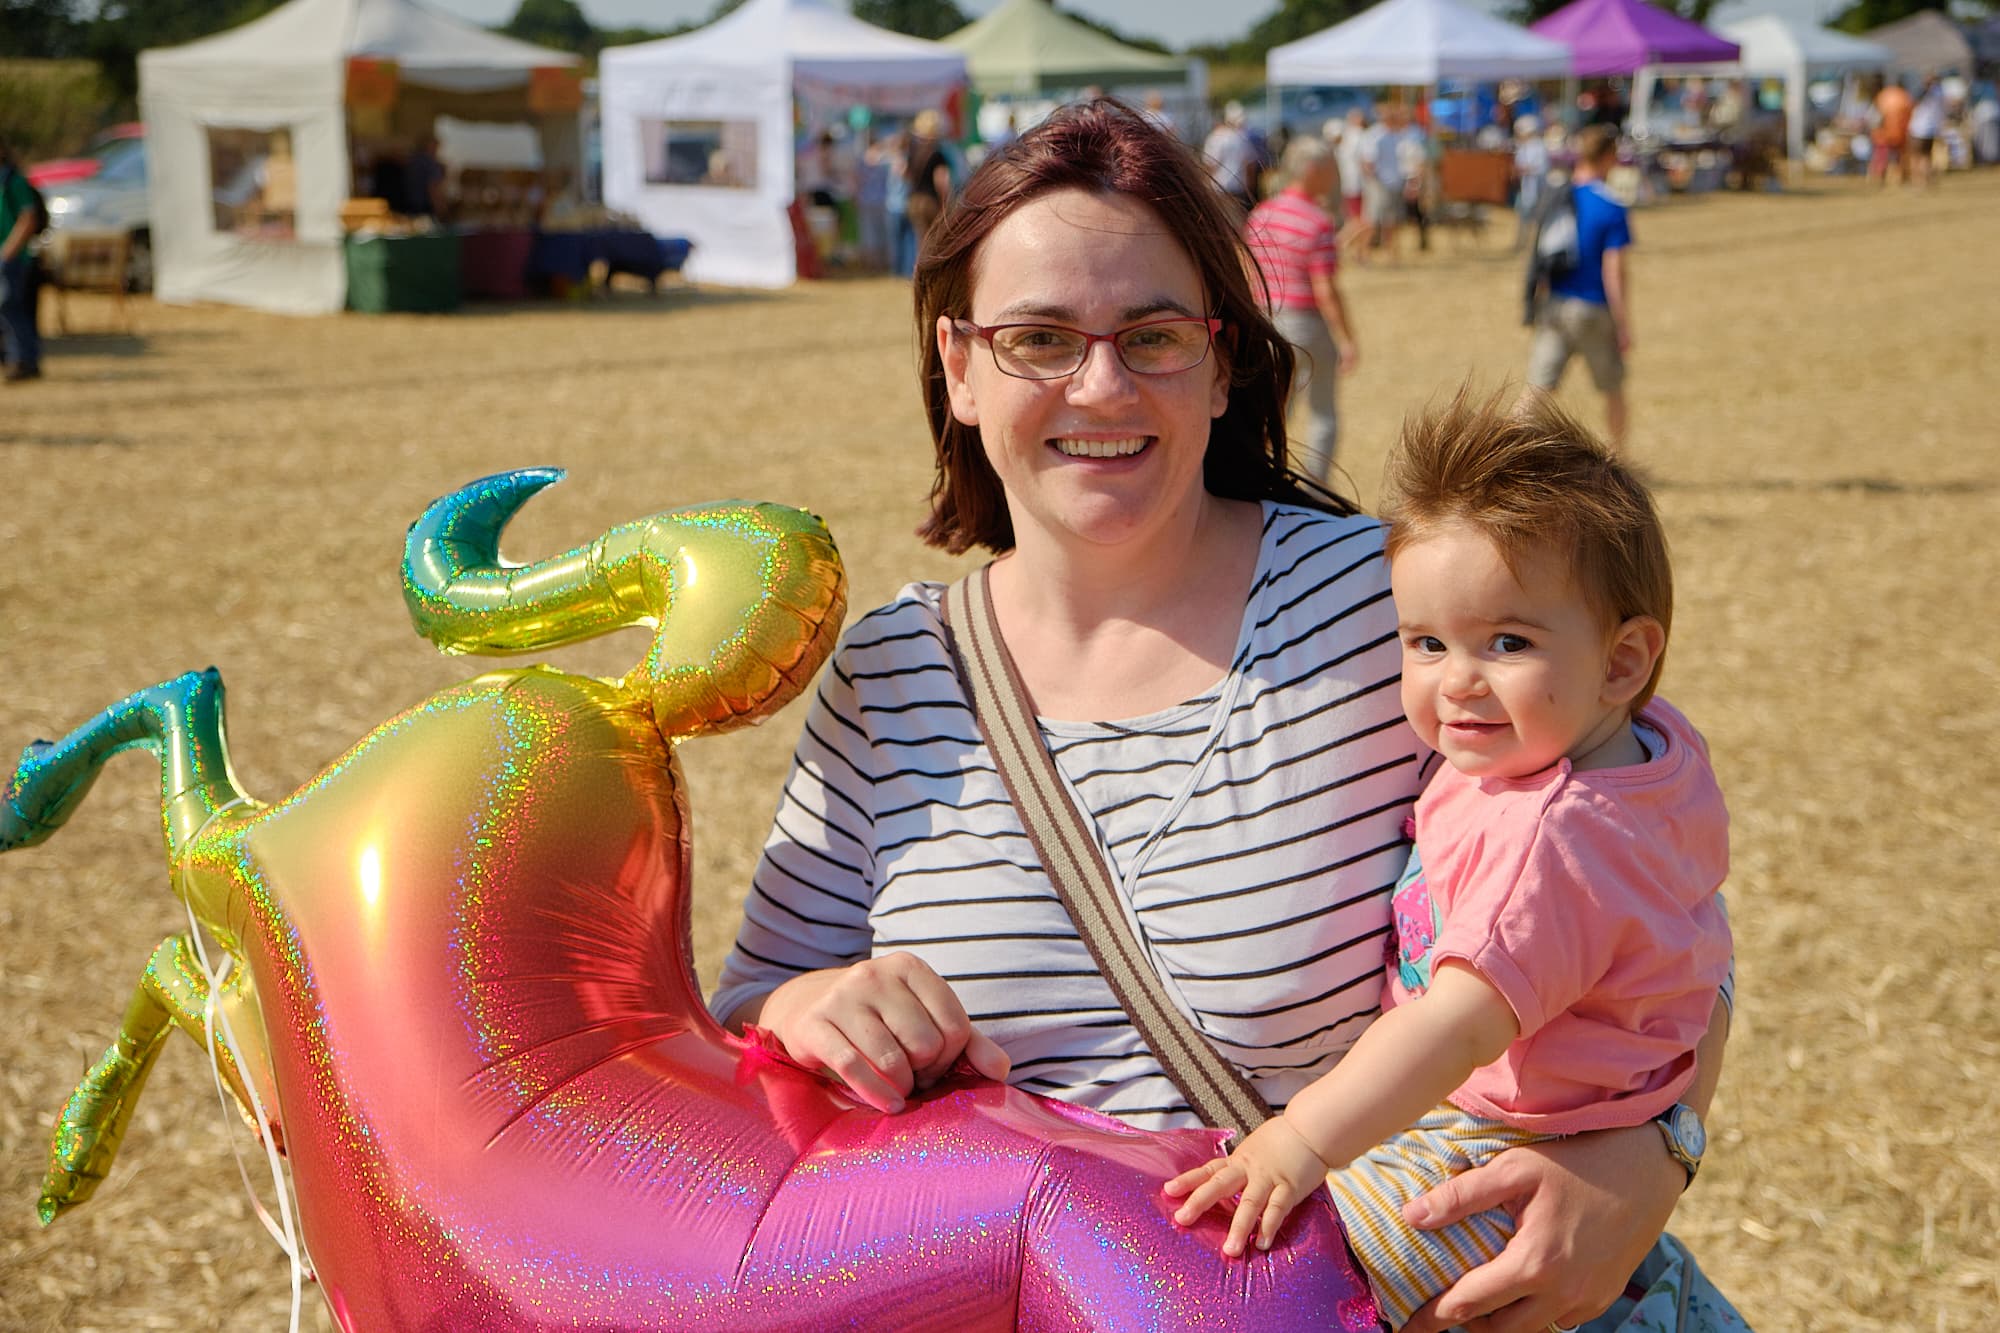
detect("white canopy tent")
[1267,0,1574,88]
[600,0,966,289]
[1631,17,1890,168]
[140,0,580,314]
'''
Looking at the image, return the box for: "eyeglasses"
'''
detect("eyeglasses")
[952,316,1222,381]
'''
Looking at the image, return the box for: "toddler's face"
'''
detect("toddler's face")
[1390,523,1632,780]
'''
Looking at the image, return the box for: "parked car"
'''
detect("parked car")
[27,123,145,191]
[39,134,151,292]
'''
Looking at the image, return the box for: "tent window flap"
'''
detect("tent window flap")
[642,119,759,189]
[208,127,299,240]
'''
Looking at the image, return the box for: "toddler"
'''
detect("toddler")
[1166,390,1731,1328]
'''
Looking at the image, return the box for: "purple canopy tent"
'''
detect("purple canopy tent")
[1531,0,1738,77]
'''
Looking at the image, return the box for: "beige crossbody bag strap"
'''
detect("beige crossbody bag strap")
[939,565,1272,1139]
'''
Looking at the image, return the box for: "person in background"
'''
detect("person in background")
[1332,107,1369,255]
[1524,124,1634,448]
[1870,76,1914,187]
[1360,103,1420,260]
[1244,135,1359,485]
[1908,75,1946,188]
[1202,101,1259,213]
[875,130,915,277]
[857,128,891,271]
[1512,114,1550,250]
[0,137,43,383]
[403,133,446,220]
[903,109,953,259]
[1140,90,1179,139]
[1395,112,1432,253]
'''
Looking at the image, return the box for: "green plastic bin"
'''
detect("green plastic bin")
[345,231,462,313]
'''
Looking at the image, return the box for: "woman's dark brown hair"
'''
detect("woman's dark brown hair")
[911,98,1356,555]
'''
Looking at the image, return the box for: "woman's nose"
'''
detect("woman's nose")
[1065,339,1139,404]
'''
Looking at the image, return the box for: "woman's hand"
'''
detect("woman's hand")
[1165,1117,1329,1257]
[1398,1121,1682,1333]
[749,952,1011,1114]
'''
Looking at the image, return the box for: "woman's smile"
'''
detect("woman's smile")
[1049,435,1152,459]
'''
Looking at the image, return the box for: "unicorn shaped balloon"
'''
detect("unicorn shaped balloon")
[5,471,1379,1332]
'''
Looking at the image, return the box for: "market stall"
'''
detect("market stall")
[1651,18,1891,170]
[942,0,1205,140]
[1863,10,1975,78]
[140,0,585,315]
[600,0,966,289]
[1529,0,1738,79]
[1267,0,1573,88]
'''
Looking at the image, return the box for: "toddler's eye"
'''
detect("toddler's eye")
[1408,635,1445,655]
[1492,634,1531,654]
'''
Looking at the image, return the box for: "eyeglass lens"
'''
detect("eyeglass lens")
[988,321,1211,379]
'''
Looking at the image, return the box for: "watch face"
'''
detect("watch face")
[1670,1104,1706,1159]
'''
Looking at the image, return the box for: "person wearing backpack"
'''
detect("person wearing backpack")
[0,136,45,383]
[1524,125,1631,446]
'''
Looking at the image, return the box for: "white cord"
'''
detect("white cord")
[184,895,309,1333]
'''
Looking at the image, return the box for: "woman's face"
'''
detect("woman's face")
[938,189,1229,557]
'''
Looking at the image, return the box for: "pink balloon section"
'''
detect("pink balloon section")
[20,474,1382,1332]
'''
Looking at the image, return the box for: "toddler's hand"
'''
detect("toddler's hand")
[1163,1117,1329,1257]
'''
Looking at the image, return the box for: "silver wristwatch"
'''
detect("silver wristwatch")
[1653,1102,1706,1188]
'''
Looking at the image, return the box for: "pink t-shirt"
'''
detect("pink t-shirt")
[1385,698,1731,1134]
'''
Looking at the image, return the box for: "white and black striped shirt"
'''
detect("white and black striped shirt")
[713,503,1430,1130]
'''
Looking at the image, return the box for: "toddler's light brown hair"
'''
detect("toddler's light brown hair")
[1380,387,1673,708]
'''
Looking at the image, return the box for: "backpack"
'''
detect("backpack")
[1521,178,1579,325]
[2,166,49,239]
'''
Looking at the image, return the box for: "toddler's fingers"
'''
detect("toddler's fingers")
[1257,1187,1298,1251]
[1162,1159,1221,1198]
[1171,1171,1237,1224]
[1226,1193,1265,1258]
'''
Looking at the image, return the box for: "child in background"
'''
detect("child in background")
[1166,389,1731,1329]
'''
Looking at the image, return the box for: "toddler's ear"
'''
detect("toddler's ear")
[1602,615,1666,707]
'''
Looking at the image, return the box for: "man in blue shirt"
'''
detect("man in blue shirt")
[1525,125,1632,446]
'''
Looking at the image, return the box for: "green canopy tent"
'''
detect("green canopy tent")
[942,0,1204,138]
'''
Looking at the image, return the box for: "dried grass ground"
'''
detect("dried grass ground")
[2,172,1996,1332]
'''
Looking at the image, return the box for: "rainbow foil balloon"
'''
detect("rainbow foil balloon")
[4,471,1380,1332]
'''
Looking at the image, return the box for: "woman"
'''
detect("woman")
[714,100,1721,1333]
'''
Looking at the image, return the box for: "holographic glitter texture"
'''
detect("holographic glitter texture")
[4,471,1379,1332]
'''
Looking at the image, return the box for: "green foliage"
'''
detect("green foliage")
[1826,0,1988,35]
[80,0,288,100]
[1188,0,1373,66]
[852,0,970,41]
[500,0,595,52]
[0,58,118,159]
[1506,0,1725,24]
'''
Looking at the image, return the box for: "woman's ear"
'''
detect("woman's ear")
[1602,615,1667,707]
[1208,324,1232,421]
[938,315,980,427]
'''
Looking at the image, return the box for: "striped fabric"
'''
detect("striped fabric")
[712,503,1429,1130]
[1245,187,1340,312]
[1326,1102,1554,1328]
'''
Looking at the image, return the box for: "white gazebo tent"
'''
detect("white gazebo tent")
[600,0,966,289]
[1268,0,1573,89]
[942,0,1207,139]
[140,0,581,314]
[1725,18,1890,167]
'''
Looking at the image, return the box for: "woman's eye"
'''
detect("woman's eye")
[1492,634,1531,654]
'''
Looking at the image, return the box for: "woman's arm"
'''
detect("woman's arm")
[1398,992,1731,1333]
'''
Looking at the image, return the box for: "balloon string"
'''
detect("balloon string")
[182,854,310,1333]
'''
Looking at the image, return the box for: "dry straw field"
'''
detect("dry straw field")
[2,171,1996,1332]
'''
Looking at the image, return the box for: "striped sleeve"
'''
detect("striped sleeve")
[709,619,885,1027]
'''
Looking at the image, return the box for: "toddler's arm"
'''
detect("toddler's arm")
[1165,961,1517,1256]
